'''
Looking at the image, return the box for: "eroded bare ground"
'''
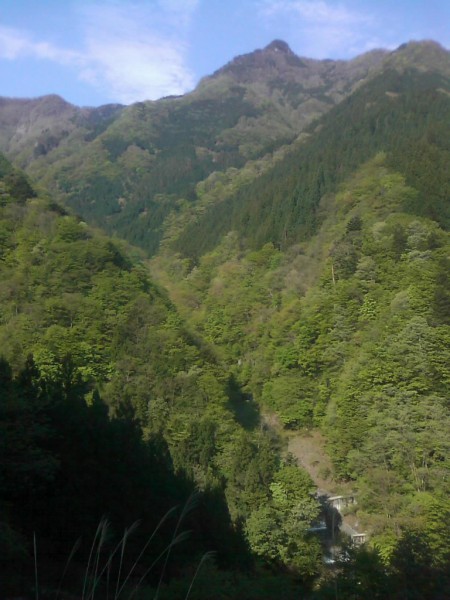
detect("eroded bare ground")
[286,428,363,533]
[262,414,354,495]
[285,429,356,497]
[286,429,335,491]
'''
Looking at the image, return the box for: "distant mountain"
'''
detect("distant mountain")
[0,40,448,258]
[197,39,387,145]
[0,40,386,253]
[384,39,450,75]
[0,94,123,164]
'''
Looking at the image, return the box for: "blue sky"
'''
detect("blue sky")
[1,0,449,106]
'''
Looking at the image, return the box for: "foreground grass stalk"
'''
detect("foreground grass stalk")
[81,521,141,600]
[154,493,199,600]
[185,551,216,600]
[114,522,141,599]
[128,531,191,600]
[115,507,177,599]
[32,499,204,599]
[82,518,108,600]
[56,537,82,600]
[33,532,39,600]
[90,519,110,600]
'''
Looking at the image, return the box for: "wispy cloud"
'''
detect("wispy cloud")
[0,25,82,64]
[258,0,389,57]
[0,1,199,104]
[77,1,198,103]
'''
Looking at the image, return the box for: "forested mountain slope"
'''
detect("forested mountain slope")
[0,41,386,254]
[154,153,450,597]
[147,41,450,596]
[0,94,124,165]
[1,39,450,599]
[0,155,324,598]
[171,41,450,258]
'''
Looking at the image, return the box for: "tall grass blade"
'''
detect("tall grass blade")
[33,532,39,600]
[114,521,141,599]
[127,531,191,600]
[106,554,112,600]
[82,518,107,600]
[55,537,82,600]
[88,518,110,600]
[154,493,199,600]
[115,507,178,599]
[77,519,142,600]
[185,551,216,600]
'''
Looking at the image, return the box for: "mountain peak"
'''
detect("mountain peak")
[385,39,450,76]
[205,39,306,86]
[395,39,447,53]
[264,40,294,55]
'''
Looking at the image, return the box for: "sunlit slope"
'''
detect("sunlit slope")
[171,42,450,259]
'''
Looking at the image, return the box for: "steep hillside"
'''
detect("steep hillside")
[171,41,450,258]
[0,155,325,597]
[146,42,450,596]
[153,153,450,597]
[0,152,257,489]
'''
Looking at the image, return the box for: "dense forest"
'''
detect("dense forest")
[0,155,324,598]
[172,67,450,257]
[155,153,450,554]
[1,40,450,599]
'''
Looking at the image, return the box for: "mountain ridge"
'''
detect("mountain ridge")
[0,39,448,259]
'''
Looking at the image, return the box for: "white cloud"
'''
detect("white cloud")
[258,0,383,58]
[0,25,82,64]
[78,1,199,103]
[0,1,199,104]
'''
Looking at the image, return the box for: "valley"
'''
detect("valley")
[1,39,449,599]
